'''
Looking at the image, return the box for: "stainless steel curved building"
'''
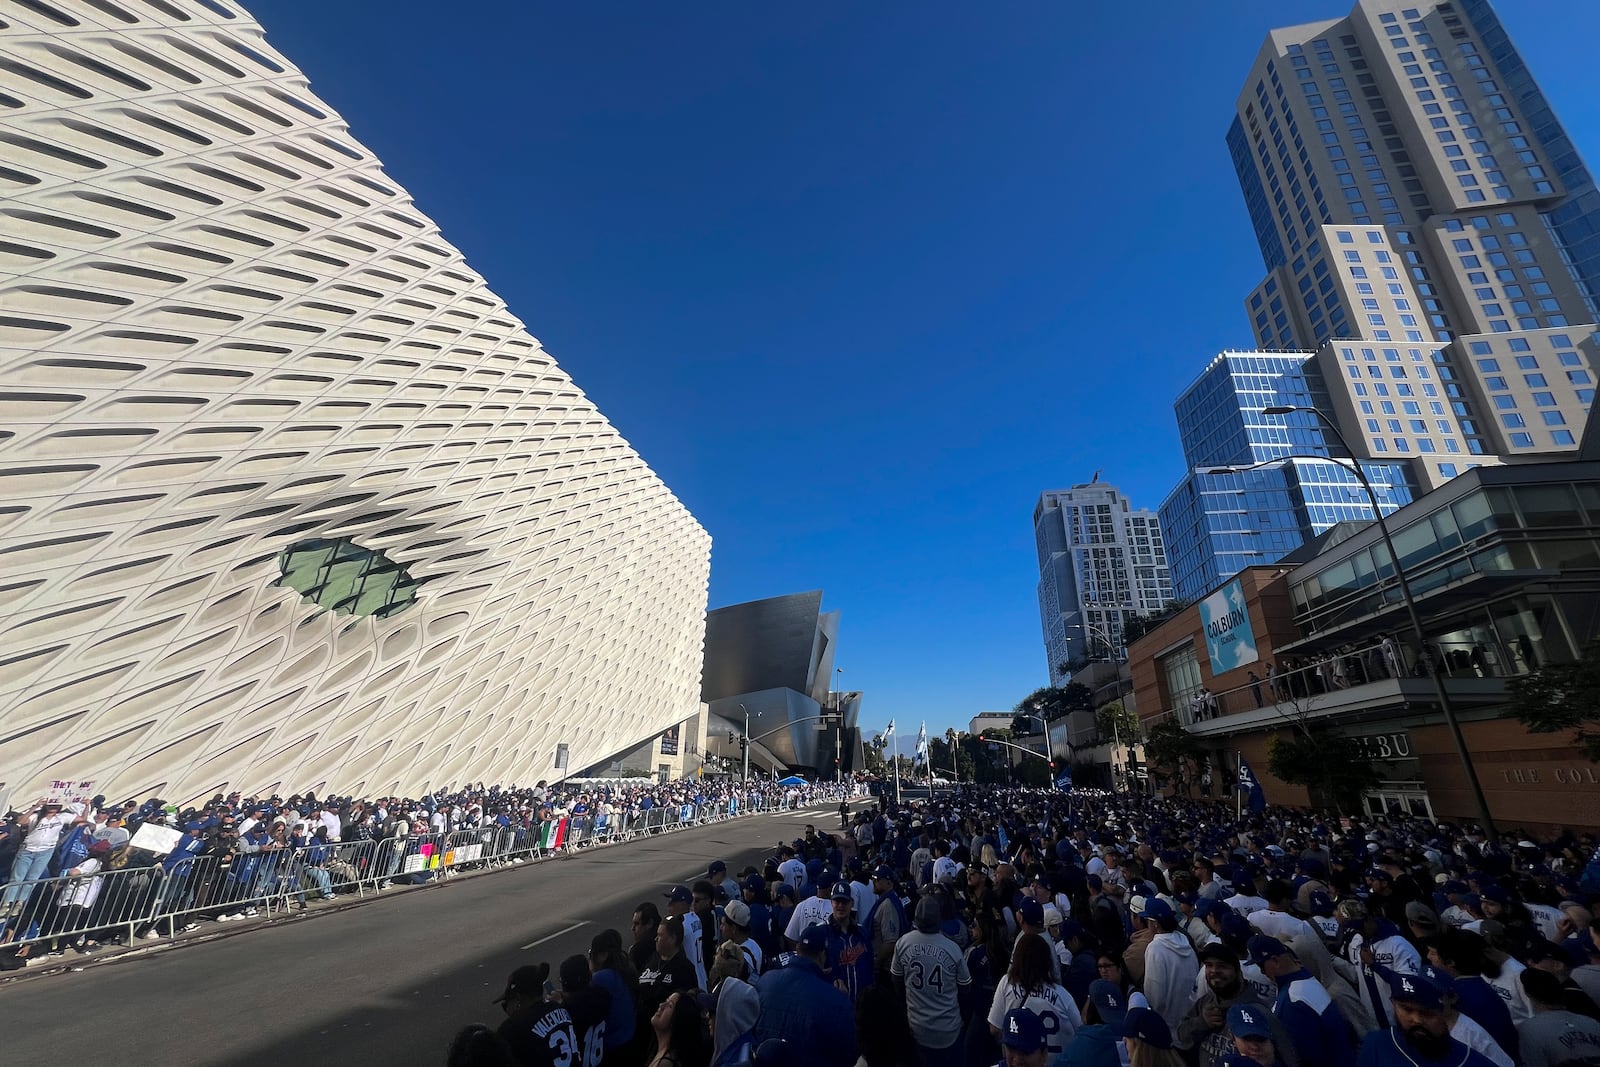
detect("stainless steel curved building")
[0,0,710,808]
[701,591,861,776]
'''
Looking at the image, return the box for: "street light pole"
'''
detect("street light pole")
[1069,620,1116,661]
[738,702,750,783]
[834,667,844,784]
[1260,405,1497,837]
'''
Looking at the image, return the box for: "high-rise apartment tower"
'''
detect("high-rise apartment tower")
[1230,0,1598,489]
[1035,483,1172,685]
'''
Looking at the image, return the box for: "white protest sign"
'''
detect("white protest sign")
[129,822,183,856]
[46,779,95,807]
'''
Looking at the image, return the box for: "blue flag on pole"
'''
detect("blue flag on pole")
[1237,756,1267,813]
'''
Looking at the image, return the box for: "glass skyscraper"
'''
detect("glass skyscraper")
[1159,353,1416,601]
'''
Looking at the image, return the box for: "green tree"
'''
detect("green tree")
[1014,684,1093,725]
[926,731,977,782]
[1507,639,1600,760]
[1122,599,1192,646]
[1144,719,1203,797]
[1267,730,1378,814]
[863,734,886,774]
[1095,701,1141,744]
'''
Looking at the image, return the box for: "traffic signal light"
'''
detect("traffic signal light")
[727,731,735,745]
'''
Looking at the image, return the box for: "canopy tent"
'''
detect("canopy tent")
[774,775,809,786]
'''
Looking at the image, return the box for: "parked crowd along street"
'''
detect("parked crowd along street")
[0,776,853,966]
[462,785,1600,1067]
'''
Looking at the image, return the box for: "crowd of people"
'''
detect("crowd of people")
[0,776,852,964]
[466,786,1600,1067]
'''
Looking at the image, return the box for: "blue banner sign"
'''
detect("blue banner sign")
[1199,578,1259,673]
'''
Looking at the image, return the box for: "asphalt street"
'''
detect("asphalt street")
[0,799,869,1066]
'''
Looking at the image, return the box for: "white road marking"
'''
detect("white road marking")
[521,920,589,950]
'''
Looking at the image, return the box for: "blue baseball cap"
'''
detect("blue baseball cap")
[1387,971,1444,1009]
[1228,1003,1272,1039]
[708,860,727,874]
[797,922,830,952]
[830,881,854,902]
[1246,935,1290,966]
[1194,898,1221,919]
[1121,1007,1173,1049]
[1307,890,1334,916]
[999,1008,1046,1052]
[873,865,896,881]
[1223,914,1256,947]
[743,874,765,893]
[774,883,797,901]
[1088,980,1127,1028]
[1018,898,1045,927]
[664,885,693,903]
[1141,898,1174,921]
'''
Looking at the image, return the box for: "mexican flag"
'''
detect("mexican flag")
[538,818,568,850]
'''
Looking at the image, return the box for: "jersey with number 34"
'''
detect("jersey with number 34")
[891,932,971,1047]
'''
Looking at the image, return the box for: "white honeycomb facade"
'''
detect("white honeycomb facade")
[0,0,711,807]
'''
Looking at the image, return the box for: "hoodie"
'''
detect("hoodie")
[1054,1023,1122,1067]
[1143,930,1200,1025]
[713,977,759,1067]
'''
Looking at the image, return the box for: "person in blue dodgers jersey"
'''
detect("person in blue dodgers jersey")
[821,881,872,1001]
[863,863,906,974]
[1248,935,1354,1067]
[984,932,1081,1063]
[1356,972,1504,1067]
[752,922,857,1067]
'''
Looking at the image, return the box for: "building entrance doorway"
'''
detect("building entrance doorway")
[1362,782,1434,819]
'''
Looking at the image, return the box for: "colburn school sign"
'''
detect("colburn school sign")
[1199,578,1259,674]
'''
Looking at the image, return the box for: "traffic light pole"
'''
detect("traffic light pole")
[981,735,1056,785]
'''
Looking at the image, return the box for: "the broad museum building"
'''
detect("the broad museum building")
[0,1,711,807]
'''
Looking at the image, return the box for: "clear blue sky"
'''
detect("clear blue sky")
[250,0,1599,738]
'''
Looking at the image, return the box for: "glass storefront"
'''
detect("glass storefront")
[1160,643,1203,724]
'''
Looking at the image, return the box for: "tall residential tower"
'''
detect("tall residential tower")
[1035,483,1172,685]
[1230,0,1597,489]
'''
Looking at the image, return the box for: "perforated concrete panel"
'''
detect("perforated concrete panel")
[0,0,710,806]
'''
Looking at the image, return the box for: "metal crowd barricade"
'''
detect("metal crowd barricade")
[0,788,837,957]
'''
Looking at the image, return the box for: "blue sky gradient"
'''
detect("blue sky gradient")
[249,0,1600,736]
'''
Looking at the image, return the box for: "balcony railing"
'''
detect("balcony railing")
[1149,637,1522,731]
